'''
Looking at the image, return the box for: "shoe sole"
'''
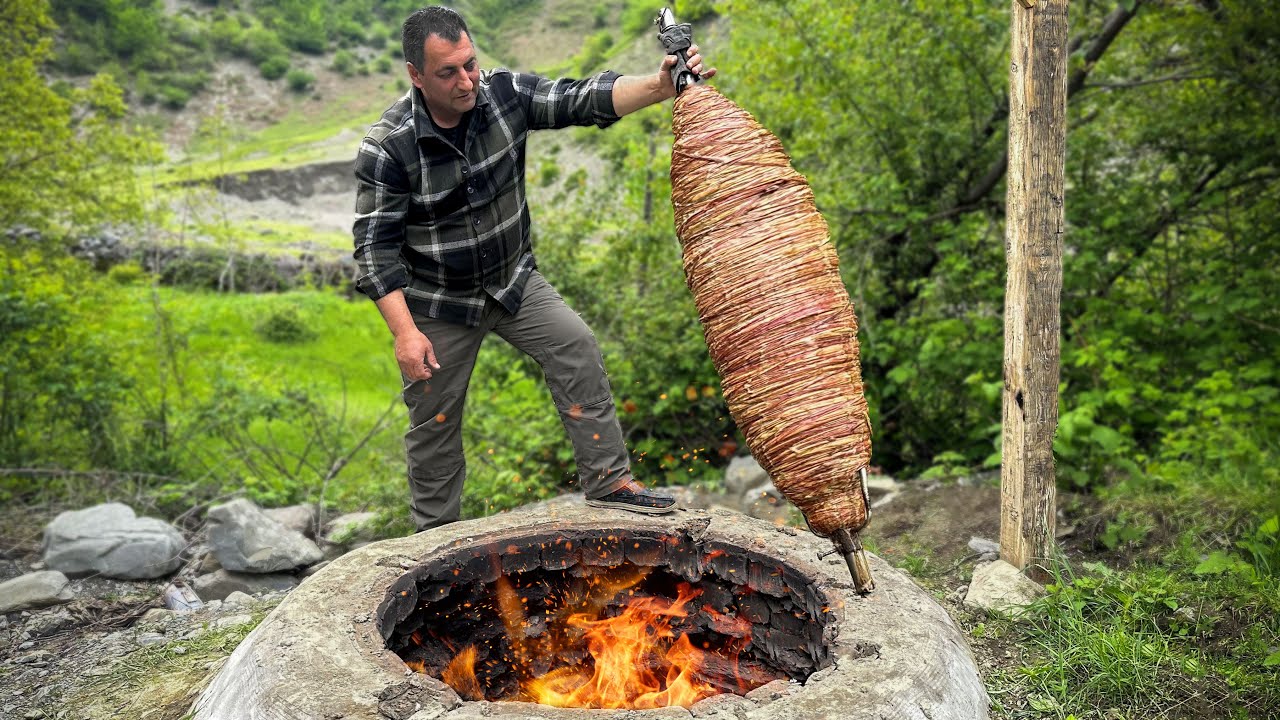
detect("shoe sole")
[584,499,678,515]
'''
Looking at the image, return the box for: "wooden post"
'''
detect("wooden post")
[1000,0,1068,582]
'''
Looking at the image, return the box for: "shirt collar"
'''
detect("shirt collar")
[411,82,492,145]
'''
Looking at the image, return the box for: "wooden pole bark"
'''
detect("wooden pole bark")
[1000,0,1068,582]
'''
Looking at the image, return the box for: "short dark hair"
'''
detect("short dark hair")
[402,6,471,70]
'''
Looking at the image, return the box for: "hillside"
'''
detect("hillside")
[112,0,687,257]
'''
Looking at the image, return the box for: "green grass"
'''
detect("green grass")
[98,285,399,416]
[75,283,576,521]
[157,81,405,186]
[978,457,1280,720]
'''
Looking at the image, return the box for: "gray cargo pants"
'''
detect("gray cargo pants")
[400,271,631,531]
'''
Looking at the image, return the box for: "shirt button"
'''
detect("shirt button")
[461,166,470,176]
[473,217,481,226]
[467,184,475,194]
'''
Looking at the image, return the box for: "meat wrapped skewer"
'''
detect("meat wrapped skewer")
[669,83,875,592]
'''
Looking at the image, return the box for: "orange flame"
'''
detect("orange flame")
[432,567,748,709]
[442,646,484,701]
[523,582,717,709]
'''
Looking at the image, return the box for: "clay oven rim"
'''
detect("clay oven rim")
[342,512,858,686]
[191,506,991,720]
[374,523,844,695]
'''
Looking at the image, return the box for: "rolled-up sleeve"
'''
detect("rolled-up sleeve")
[514,70,622,131]
[352,138,411,301]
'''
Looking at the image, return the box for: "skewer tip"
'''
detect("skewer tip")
[831,527,875,594]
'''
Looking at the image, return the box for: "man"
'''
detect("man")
[352,6,715,531]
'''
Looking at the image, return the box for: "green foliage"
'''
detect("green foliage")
[459,349,573,519]
[259,54,290,80]
[254,304,316,344]
[713,0,1280,490]
[573,30,613,75]
[0,252,133,469]
[990,554,1280,719]
[1,0,162,235]
[1195,515,1280,580]
[331,48,357,76]
[106,261,146,285]
[286,68,316,92]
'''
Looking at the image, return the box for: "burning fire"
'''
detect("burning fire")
[407,561,757,709]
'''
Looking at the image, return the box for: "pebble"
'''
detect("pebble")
[18,641,33,650]
[214,614,254,630]
[136,632,167,647]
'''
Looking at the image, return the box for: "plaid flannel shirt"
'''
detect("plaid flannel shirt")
[352,68,622,326]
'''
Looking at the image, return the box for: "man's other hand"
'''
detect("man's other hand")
[659,44,717,99]
[395,329,441,381]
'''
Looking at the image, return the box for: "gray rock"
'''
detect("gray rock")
[193,569,299,600]
[223,591,254,608]
[24,607,76,638]
[301,560,331,577]
[865,473,902,508]
[745,678,792,704]
[136,632,168,646]
[213,614,254,630]
[690,692,752,717]
[723,455,769,497]
[968,536,1000,558]
[323,512,378,544]
[742,480,795,524]
[42,503,186,579]
[138,608,176,628]
[964,559,1047,611]
[207,498,322,573]
[0,571,73,613]
[264,504,318,538]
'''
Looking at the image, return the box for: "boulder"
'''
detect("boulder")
[722,455,769,497]
[964,559,1047,611]
[192,569,299,600]
[324,512,378,544]
[264,504,319,538]
[864,473,902,508]
[207,498,323,573]
[967,536,1000,561]
[0,571,74,613]
[42,503,186,579]
[742,480,795,524]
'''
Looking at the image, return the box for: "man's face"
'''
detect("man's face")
[408,32,479,127]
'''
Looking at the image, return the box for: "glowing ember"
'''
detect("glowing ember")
[409,566,756,709]
[381,532,832,711]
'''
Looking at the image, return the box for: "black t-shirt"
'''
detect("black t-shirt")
[429,111,468,152]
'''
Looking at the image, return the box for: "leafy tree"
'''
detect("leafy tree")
[710,0,1279,482]
[0,0,161,236]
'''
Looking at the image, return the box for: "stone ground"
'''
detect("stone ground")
[0,479,1111,720]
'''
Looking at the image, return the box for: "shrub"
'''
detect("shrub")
[375,56,392,74]
[259,55,290,80]
[107,262,146,285]
[254,305,316,344]
[241,26,289,64]
[286,69,315,93]
[158,84,191,109]
[331,49,357,77]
